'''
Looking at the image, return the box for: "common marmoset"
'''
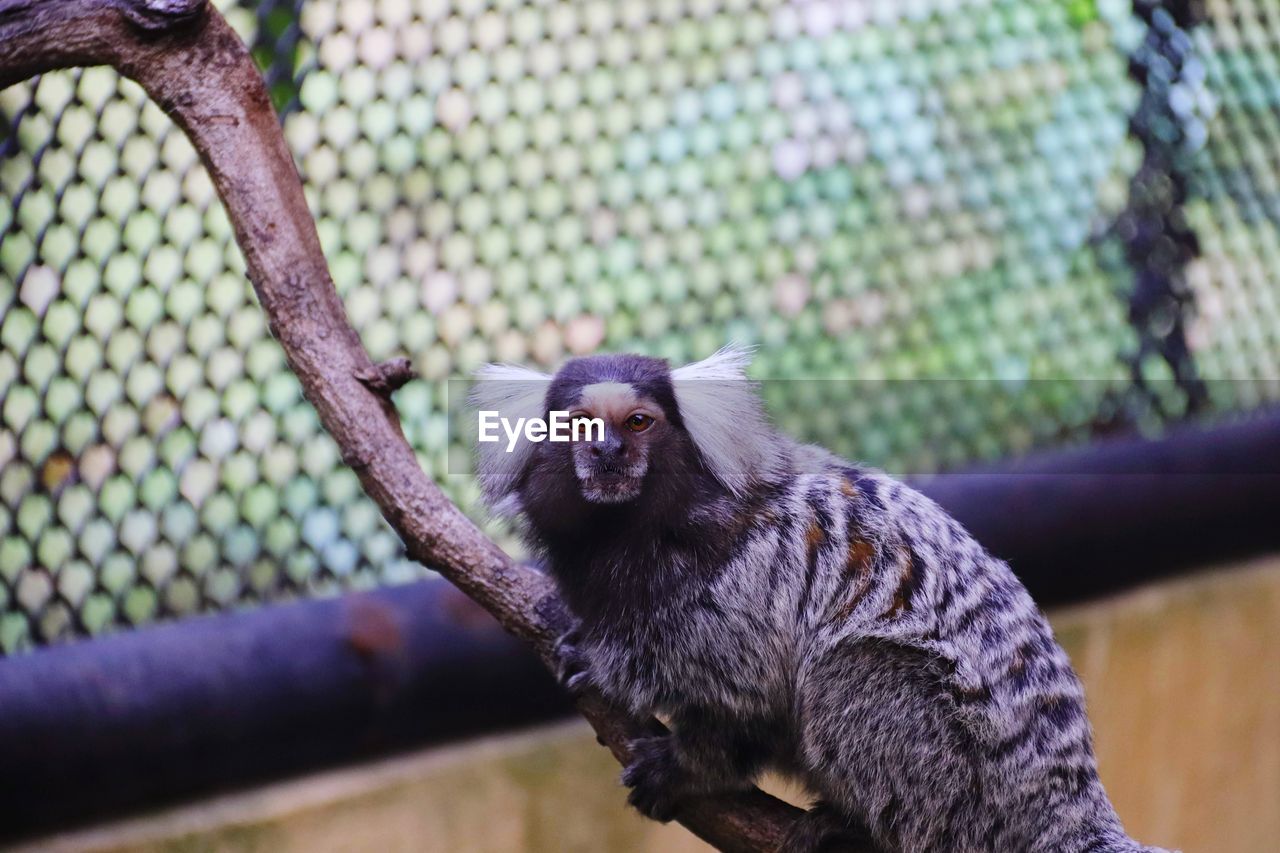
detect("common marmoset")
[473,347,1165,853]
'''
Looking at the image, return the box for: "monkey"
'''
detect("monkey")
[471,346,1167,853]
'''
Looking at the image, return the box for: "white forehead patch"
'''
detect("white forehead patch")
[576,382,641,421]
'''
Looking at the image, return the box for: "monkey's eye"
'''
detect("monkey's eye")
[624,413,654,433]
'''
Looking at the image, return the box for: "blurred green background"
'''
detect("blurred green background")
[2,0,1279,653]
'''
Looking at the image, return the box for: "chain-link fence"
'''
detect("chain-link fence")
[2,0,1278,654]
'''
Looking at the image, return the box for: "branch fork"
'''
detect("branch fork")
[355,357,416,399]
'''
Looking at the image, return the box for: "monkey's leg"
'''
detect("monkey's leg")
[622,708,774,822]
[778,801,878,853]
[795,639,979,852]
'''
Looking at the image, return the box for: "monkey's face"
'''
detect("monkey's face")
[476,347,780,525]
[566,381,666,504]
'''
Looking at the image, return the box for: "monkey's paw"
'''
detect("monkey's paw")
[621,736,685,823]
[553,624,595,696]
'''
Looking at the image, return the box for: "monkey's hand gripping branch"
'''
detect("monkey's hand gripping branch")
[0,2,875,850]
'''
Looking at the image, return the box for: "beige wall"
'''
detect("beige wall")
[26,557,1280,853]
[1055,559,1280,852]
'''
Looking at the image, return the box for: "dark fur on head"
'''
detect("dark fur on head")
[545,354,683,426]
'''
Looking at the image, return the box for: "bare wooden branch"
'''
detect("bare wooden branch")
[0,2,854,850]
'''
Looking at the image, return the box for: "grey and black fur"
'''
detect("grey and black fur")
[473,347,1166,853]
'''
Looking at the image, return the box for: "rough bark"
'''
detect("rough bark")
[0,2,852,850]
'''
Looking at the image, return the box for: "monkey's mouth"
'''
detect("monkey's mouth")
[576,463,645,504]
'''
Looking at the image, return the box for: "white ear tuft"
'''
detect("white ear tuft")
[470,363,552,514]
[671,345,785,496]
[670,344,756,382]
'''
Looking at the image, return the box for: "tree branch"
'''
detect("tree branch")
[0,2,850,850]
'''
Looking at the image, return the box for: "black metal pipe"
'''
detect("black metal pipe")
[921,409,1280,604]
[0,408,1277,841]
[0,579,570,841]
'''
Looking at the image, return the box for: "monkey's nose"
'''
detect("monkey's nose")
[590,434,623,457]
